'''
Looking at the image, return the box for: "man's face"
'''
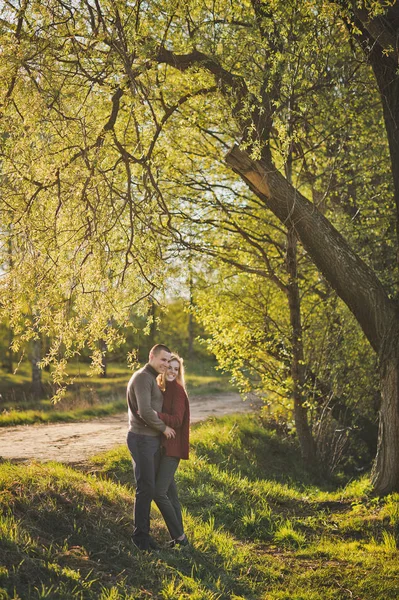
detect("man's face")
[149,349,171,374]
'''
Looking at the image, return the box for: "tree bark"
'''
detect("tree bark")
[372,331,399,494]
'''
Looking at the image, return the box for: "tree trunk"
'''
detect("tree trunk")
[188,266,195,360]
[99,338,107,378]
[349,9,399,494]
[7,326,13,374]
[225,145,399,493]
[286,227,317,464]
[188,312,195,360]
[352,7,399,256]
[371,332,399,494]
[31,336,43,399]
[373,62,399,250]
[7,234,14,374]
[149,298,157,348]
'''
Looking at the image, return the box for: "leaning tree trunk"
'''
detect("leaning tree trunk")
[225,145,399,494]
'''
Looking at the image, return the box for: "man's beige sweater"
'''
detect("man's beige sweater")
[127,364,167,435]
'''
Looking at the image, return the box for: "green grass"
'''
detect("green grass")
[0,401,127,426]
[1,413,398,599]
[0,359,234,427]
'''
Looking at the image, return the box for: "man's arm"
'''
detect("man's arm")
[132,373,167,432]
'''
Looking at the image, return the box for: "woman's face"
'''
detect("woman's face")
[166,360,180,382]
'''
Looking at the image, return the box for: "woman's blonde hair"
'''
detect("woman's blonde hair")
[157,353,186,391]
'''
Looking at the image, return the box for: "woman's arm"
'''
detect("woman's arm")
[158,387,187,428]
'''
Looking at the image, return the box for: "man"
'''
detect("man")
[126,344,175,552]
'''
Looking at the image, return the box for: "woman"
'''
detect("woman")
[154,353,190,548]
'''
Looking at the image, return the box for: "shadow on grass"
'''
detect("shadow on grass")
[189,413,338,488]
[0,460,277,600]
[91,414,360,548]
[1,415,395,600]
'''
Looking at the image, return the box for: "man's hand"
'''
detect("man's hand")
[163,426,176,439]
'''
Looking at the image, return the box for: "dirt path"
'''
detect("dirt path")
[0,393,260,464]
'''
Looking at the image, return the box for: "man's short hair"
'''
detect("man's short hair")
[149,344,171,356]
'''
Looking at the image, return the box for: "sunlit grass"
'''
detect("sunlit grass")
[1,414,398,599]
[0,401,126,427]
[273,519,306,548]
[382,493,399,526]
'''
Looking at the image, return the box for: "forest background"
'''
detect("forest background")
[0,0,399,496]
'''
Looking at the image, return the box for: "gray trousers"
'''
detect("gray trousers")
[153,455,184,540]
[127,432,161,549]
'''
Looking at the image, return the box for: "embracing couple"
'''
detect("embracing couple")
[126,344,190,552]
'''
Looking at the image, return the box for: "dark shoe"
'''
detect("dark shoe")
[133,540,150,552]
[167,535,189,549]
[132,537,160,553]
[148,537,161,551]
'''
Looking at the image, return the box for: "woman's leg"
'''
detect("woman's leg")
[167,477,183,534]
[154,456,183,540]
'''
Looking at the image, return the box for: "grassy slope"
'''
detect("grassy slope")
[1,413,398,599]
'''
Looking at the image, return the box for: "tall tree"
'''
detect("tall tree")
[154,1,398,493]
